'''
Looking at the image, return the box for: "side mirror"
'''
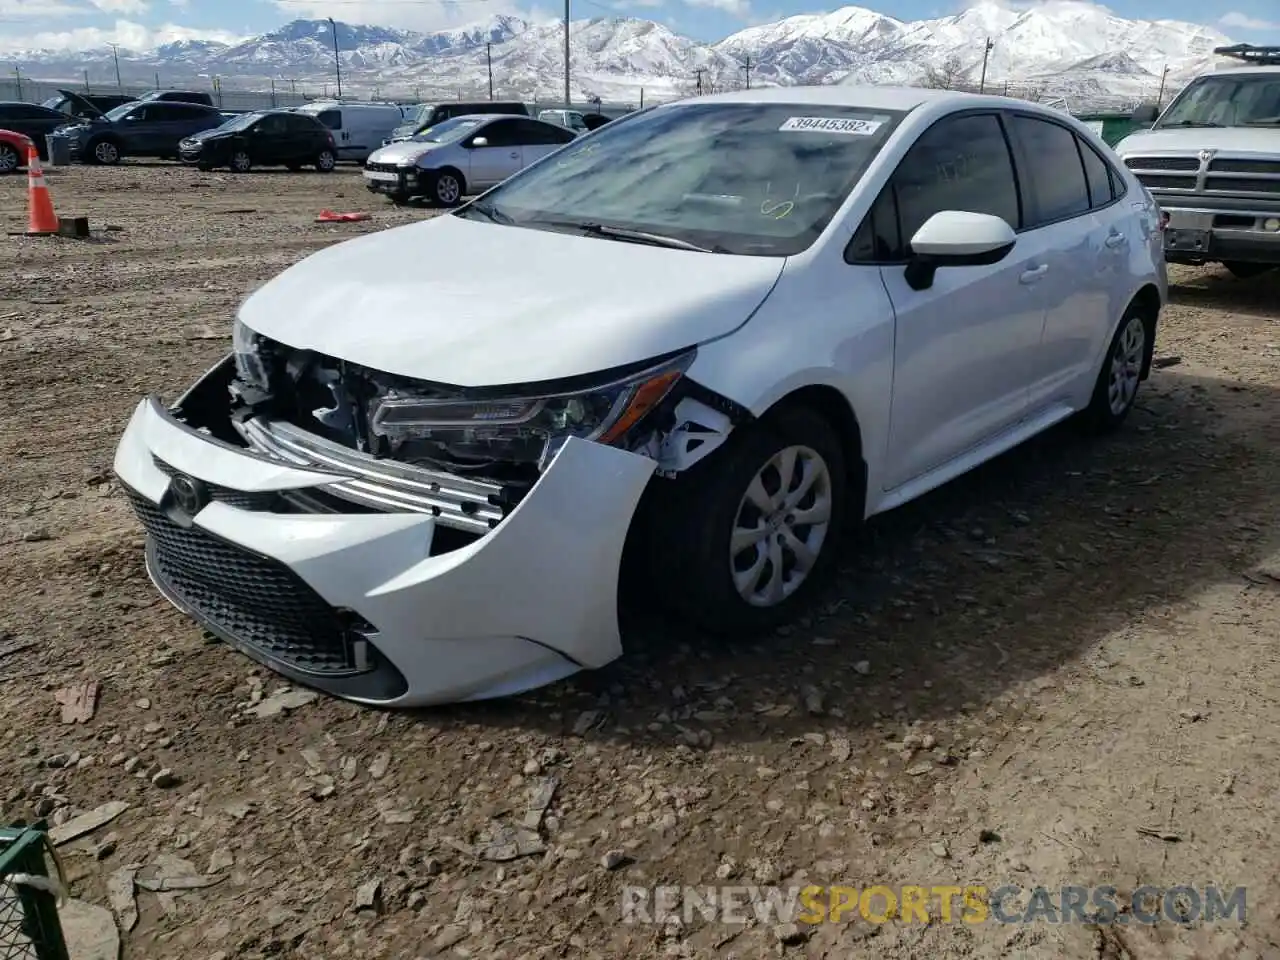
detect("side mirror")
[469,136,489,148]
[904,211,1016,291]
[1130,102,1159,125]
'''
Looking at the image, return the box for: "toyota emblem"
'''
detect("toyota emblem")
[169,473,208,515]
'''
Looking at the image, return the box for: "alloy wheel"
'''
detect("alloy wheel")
[436,174,461,205]
[231,151,251,173]
[317,151,335,171]
[0,145,18,174]
[1107,314,1145,416]
[94,141,119,164]
[729,445,833,607]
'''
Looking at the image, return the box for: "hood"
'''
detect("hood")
[183,127,228,143]
[389,123,418,139]
[1116,127,1280,157]
[367,140,438,165]
[238,214,784,387]
[55,89,104,120]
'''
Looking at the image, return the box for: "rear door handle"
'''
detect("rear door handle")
[510,151,519,158]
[1105,232,1126,249]
[1019,264,1049,284]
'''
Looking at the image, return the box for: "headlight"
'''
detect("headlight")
[231,318,268,388]
[369,350,694,470]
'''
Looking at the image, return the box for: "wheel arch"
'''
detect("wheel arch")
[1127,283,1161,379]
[431,164,467,192]
[760,384,867,513]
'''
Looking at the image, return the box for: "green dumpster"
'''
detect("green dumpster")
[1075,113,1148,147]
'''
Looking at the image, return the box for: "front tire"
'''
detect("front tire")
[0,143,19,174]
[428,169,464,207]
[1083,304,1150,433]
[652,405,848,634]
[88,138,121,165]
[1223,261,1273,279]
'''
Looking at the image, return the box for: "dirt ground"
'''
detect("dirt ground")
[1,164,1279,960]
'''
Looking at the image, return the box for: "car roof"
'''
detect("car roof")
[1207,66,1280,77]
[682,85,994,112]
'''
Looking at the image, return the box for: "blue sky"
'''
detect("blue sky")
[0,0,1276,50]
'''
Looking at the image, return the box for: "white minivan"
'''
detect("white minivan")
[294,101,405,163]
[115,87,1166,708]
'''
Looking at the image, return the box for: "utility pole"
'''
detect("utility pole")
[1156,63,1170,106]
[108,42,122,92]
[694,67,705,96]
[13,67,21,101]
[290,78,297,96]
[563,0,571,109]
[978,37,994,94]
[741,54,751,90]
[83,69,90,93]
[487,42,494,100]
[270,78,276,107]
[154,71,160,90]
[327,17,342,99]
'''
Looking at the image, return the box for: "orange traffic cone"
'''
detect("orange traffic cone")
[26,146,59,237]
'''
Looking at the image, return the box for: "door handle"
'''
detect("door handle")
[509,151,519,158]
[1105,232,1126,249]
[1019,264,1049,284]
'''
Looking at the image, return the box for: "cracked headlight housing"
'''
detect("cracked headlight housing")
[369,350,694,471]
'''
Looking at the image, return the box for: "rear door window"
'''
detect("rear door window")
[1006,114,1091,226]
[476,119,522,148]
[1078,137,1120,208]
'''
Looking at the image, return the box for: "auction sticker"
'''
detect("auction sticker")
[779,116,884,135]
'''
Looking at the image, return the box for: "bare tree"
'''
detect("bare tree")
[921,55,968,90]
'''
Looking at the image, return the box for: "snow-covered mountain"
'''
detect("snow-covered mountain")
[1,3,1236,108]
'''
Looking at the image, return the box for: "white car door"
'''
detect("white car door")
[464,119,524,190]
[1003,112,1126,409]
[865,112,1054,490]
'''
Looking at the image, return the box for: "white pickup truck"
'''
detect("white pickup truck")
[1114,44,1280,279]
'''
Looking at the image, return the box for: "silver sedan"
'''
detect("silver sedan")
[362,114,579,207]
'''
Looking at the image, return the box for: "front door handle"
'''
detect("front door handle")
[1105,232,1126,249]
[1019,264,1049,284]
[509,151,519,158]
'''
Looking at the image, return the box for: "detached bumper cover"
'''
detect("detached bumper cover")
[113,397,656,706]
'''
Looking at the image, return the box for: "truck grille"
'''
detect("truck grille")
[1125,153,1280,199]
[1124,156,1199,172]
[128,490,373,678]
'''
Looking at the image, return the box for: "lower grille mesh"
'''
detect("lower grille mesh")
[128,491,369,677]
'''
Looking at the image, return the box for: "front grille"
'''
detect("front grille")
[1135,174,1198,190]
[1205,176,1280,196]
[128,491,371,677]
[364,161,403,175]
[153,457,278,511]
[1210,158,1280,175]
[1125,156,1199,172]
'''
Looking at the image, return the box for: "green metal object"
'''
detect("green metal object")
[1075,113,1148,147]
[0,825,69,960]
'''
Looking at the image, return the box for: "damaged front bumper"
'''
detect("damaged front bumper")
[113,386,656,707]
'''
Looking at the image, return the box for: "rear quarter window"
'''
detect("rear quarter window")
[316,110,341,130]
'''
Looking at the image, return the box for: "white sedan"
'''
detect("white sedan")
[114,86,1166,707]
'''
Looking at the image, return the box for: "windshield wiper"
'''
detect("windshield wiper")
[459,201,515,225]
[1158,120,1224,128]
[523,216,717,252]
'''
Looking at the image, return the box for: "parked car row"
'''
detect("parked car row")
[0,91,617,173]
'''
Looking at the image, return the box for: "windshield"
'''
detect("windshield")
[413,117,482,143]
[458,102,905,256]
[103,103,139,122]
[41,96,65,111]
[216,112,263,133]
[1157,74,1280,127]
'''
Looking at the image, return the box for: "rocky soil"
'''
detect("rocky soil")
[1,164,1279,959]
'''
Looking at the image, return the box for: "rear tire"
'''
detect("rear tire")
[1082,303,1151,434]
[229,150,252,173]
[649,404,848,635]
[0,144,19,174]
[1223,261,1273,279]
[315,150,336,172]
